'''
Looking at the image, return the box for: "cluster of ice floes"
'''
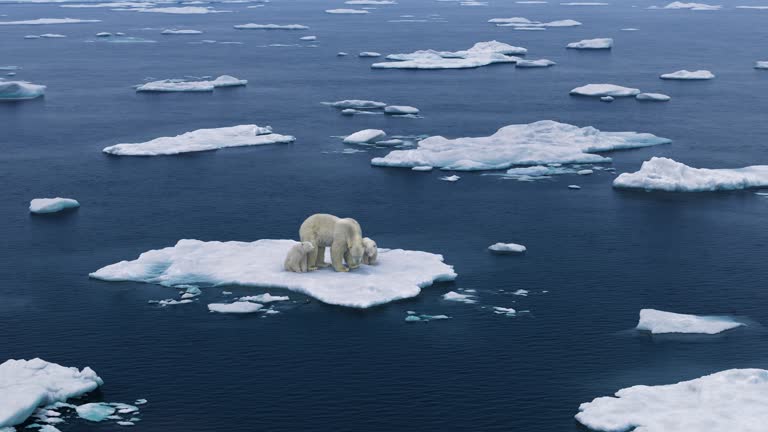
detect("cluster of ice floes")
[660,69,715,79]
[488,17,581,30]
[371,40,526,70]
[135,75,247,92]
[325,99,421,117]
[103,125,294,156]
[90,239,456,308]
[567,38,613,49]
[234,23,308,30]
[405,311,451,323]
[650,1,722,10]
[0,18,101,25]
[29,198,79,214]
[0,80,45,100]
[636,309,744,334]
[571,84,671,102]
[488,242,527,253]
[371,120,671,171]
[613,157,768,192]
[576,369,768,432]
[442,288,538,318]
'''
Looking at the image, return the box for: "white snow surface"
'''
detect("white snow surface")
[161,29,203,34]
[636,309,744,334]
[575,368,768,432]
[344,129,386,144]
[0,81,46,100]
[103,125,294,156]
[372,40,524,70]
[488,242,527,253]
[327,99,387,109]
[89,239,457,308]
[755,61,768,69]
[566,38,613,49]
[656,1,722,10]
[208,302,264,313]
[613,157,768,192]
[29,198,79,214]
[636,92,671,101]
[489,17,582,29]
[384,105,419,115]
[660,69,715,79]
[570,84,640,97]
[371,120,670,171]
[0,358,103,428]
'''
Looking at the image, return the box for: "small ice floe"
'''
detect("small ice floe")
[372,40,525,70]
[208,301,264,313]
[0,18,101,25]
[498,165,577,180]
[516,58,556,68]
[660,69,714,80]
[0,81,46,100]
[29,198,79,214]
[651,1,722,10]
[561,1,608,4]
[439,175,460,182]
[341,109,381,116]
[384,105,419,115]
[129,6,230,14]
[39,33,66,38]
[90,239,456,308]
[613,157,768,192]
[636,309,744,334]
[221,291,233,295]
[412,166,433,171]
[576,369,768,432]
[755,61,768,69]
[347,0,397,3]
[0,66,19,71]
[512,289,529,296]
[371,120,670,170]
[325,8,369,13]
[234,23,308,30]
[134,399,147,405]
[492,306,517,316]
[0,358,103,429]
[488,17,581,30]
[621,27,639,31]
[636,92,671,101]
[327,99,387,109]
[238,293,289,303]
[300,35,316,41]
[161,29,203,35]
[405,311,451,322]
[359,51,381,57]
[737,5,768,9]
[488,242,526,253]
[337,52,348,56]
[148,299,193,306]
[180,286,201,299]
[76,403,115,422]
[570,84,640,97]
[577,169,593,175]
[568,184,581,189]
[96,32,111,37]
[600,96,614,102]
[103,125,295,156]
[343,129,386,144]
[135,75,247,92]
[24,35,41,39]
[443,291,477,304]
[566,37,613,49]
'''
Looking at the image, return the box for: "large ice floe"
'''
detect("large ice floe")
[651,1,722,10]
[0,18,101,25]
[0,81,46,100]
[102,125,295,156]
[135,75,246,92]
[0,358,103,428]
[371,120,670,171]
[29,198,80,214]
[566,38,613,49]
[371,40,525,70]
[234,23,308,30]
[488,17,581,30]
[575,369,768,432]
[89,239,456,308]
[570,84,640,97]
[660,69,715,79]
[613,157,768,192]
[636,309,744,334]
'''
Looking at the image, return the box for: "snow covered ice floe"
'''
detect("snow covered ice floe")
[405,311,451,322]
[384,105,419,115]
[129,6,229,14]
[135,75,246,92]
[343,129,386,144]
[755,61,768,69]
[359,52,381,57]
[161,29,203,35]
[443,291,476,304]
[208,302,263,313]
[613,157,768,192]
[575,369,768,432]
[570,84,639,97]
[239,293,289,303]
[90,239,456,308]
[516,59,555,68]
[0,358,103,428]
[0,18,101,25]
[326,99,387,109]
[234,23,308,30]
[488,242,526,253]
[372,40,525,70]
[636,92,671,101]
[371,120,670,171]
[76,403,115,421]
[493,306,517,316]
[0,81,46,100]
[567,38,612,49]
[488,17,581,29]
[325,8,369,13]
[439,175,460,182]
[29,198,79,214]
[103,125,294,156]
[652,1,722,10]
[660,69,715,79]
[636,309,744,334]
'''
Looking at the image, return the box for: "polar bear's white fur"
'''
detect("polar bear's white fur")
[299,213,364,272]
[283,241,315,273]
[362,237,378,265]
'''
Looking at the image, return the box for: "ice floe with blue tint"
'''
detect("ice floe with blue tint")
[613,157,768,191]
[29,198,79,214]
[0,81,46,100]
[636,309,744,334]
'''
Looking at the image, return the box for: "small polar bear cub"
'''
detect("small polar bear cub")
[362,237,378,265]
[284,241,315,273]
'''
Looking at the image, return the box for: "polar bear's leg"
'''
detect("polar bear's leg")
[307,246,319,271]
[331,244,349,272]
[315,246,330,268]
[344,250,360,270]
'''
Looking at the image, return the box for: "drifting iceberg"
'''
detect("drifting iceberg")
[103,125,295,156]
[488,242,526,253]
[613,157,768,192]
[372,41,524,70]
[234,23,308,30]
[89,239,456,308]
[636,309,744,334]
[371,120,670,171]
[325,8,369,13]
[29,198,79,214]
[567,38,613,49]
[660,69,714,79]
[208,302,264,313]
[636,92,671,101]
[570,84,639,97]
[0,81,46,100]
[0,358,103,428]
[576,369,768,432]
[0,18,101,25]
[516,58,555,67]
[344,129,386,144]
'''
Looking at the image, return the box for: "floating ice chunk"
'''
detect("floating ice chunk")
[0,66,19,71]
[439,175,460,182]
[76,403,115,422]
[443,291,476,303]
[493,306,517,315]
[372,120,670,171]
[636,309,744,334]
[234,23,308,30]
[621,27,638,31]
[501,165,576,180]
[359,51,381,57]
[0,81,46,100]
[344,129,386,144]
[570,84,640,97]
[326,8,369,13]
[636,92,670,101]
[755,61,768,69]
[238,293,289,303]
[568,184,581,189]
[132,6,228,14]
[29,198,79,214]
[136,79,213,92]
[654,1,721,10]
[405,313,451,322]
[208,301,264,313]
[516,58,555,67]
[117,421,135,426]
[134,399,147,405]
[346,0,396,3]
[90,239,456,308]
[512,289,529,296]
[561,1,608,4]
[576,369,767,432]
[372,40,524,70]
[40,33,66,38]
[300,35,316,41]
[103,125,294,156]
[737,5,768,8]
[337,52,348,56]
[210,75,247,87]
[161,29,203,35]
[341,109,381,116]
[488,242,526,253]
[567,38,613,49]
[412,166,433,171]
[0,359,103,428]
[180,286,201,299]
[384,105,419,115]
[614,157,768,191]
[489,17,581,29]
[327,99,386,109]
[96,32,111,37]
[660,69,714,79]
[148,298,193,306]
[600,96,614,102]
[577,169,593,175]
[0,18,101,25]
[61,2,154,7]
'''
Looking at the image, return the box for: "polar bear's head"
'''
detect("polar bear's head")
[300,241,314,252]
[347,243,364,268]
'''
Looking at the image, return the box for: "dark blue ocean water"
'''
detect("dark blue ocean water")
[2,0,768,430]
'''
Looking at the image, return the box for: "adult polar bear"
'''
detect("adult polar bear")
[299,214,364,272]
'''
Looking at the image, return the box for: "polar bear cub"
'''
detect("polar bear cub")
[299,213,364,272]
[362,237,378,265]
[284,241,315,273]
